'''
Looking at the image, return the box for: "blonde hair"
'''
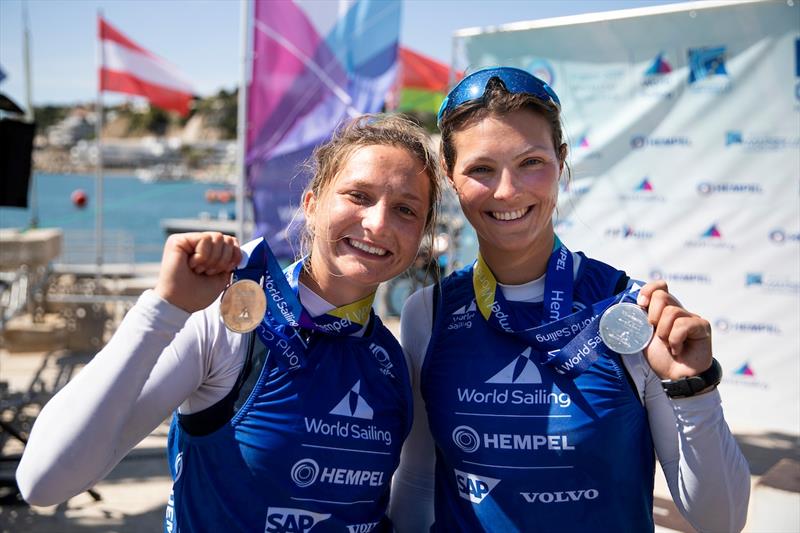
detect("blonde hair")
[301,113,443,259]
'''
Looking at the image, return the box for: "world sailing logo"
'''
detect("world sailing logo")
[330,380,373,420]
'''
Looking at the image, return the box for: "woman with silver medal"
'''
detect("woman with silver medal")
[389,67,750,532]
[18,114,443,532]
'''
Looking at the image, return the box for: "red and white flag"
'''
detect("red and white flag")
[99,16,194,116]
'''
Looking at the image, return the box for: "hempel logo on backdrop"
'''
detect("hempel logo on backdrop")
[697,181,763,196]
[714,318,781,336]
[650,269,711,285]
[768,229,800,245]
[630,135,691,149]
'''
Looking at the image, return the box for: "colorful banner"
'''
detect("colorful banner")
[454,0,800,435]
[246,0,401,257]
[98,16,194,116]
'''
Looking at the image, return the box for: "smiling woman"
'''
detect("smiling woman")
[16,114,444,533]
[389,67,751,533]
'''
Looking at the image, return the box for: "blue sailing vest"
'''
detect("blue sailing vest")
[421,253,655,532]
[164,314,412,533]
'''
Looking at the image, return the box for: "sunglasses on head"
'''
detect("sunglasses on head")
[436,66,561,128]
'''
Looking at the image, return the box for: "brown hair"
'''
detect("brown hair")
[301,113,442,259]
[439,79,569,176]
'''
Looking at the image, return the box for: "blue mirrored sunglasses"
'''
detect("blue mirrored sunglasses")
[436,66,561,128]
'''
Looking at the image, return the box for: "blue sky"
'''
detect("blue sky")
[0,0,688,106]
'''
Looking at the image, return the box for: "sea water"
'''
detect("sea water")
[0,173,229,263]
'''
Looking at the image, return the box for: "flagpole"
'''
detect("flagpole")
[235,0,251,244]
[22,1,37,228]
[95,11,105,281]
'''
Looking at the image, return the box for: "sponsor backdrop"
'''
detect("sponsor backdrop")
[453,0,799,434]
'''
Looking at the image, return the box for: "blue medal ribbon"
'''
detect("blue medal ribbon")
[233,238,374,373]
[472,237,644,378]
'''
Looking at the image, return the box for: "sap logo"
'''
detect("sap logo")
[455,469,501,504]
[347,522,379,533]
[521,488,599,504]
[265,507,331,533]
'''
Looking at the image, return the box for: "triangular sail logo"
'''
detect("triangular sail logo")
[330,380,374,419]
[452,299,477,316]
[645,52,673,75]
[486,347,542,384]
[702,224,722,238]
[636,178,653,192]
[734,362,755,377]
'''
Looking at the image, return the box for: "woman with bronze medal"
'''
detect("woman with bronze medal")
[18,115,442,532]
[389,68,750,532]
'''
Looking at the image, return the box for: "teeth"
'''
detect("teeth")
[491,208,529,221]
[349,239,388,256]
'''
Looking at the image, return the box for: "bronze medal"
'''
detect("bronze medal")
[220,279,266,333]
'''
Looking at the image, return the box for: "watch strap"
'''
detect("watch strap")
[661,358,722,398]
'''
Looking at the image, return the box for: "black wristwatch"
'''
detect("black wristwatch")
[661,358,722,398]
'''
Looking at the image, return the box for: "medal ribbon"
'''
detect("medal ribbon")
[234,238,374,372]
[472,237,644,378]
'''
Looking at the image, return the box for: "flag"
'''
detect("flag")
[246,0,402,257]
[99,16,194,116]
[395,47,462,114]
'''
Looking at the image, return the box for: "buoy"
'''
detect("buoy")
[71,189,88,208]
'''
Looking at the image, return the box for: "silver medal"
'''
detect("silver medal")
[220,279,267,333]
[599,302,654,355]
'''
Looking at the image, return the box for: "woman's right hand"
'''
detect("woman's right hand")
[155,232,242,313]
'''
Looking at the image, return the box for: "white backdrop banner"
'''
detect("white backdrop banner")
[453,0,799,435]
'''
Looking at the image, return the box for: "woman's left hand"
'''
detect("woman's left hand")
[636,281,713,380]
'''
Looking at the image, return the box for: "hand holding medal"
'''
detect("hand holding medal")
[632,280,714,381]
[155,232,242,314]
